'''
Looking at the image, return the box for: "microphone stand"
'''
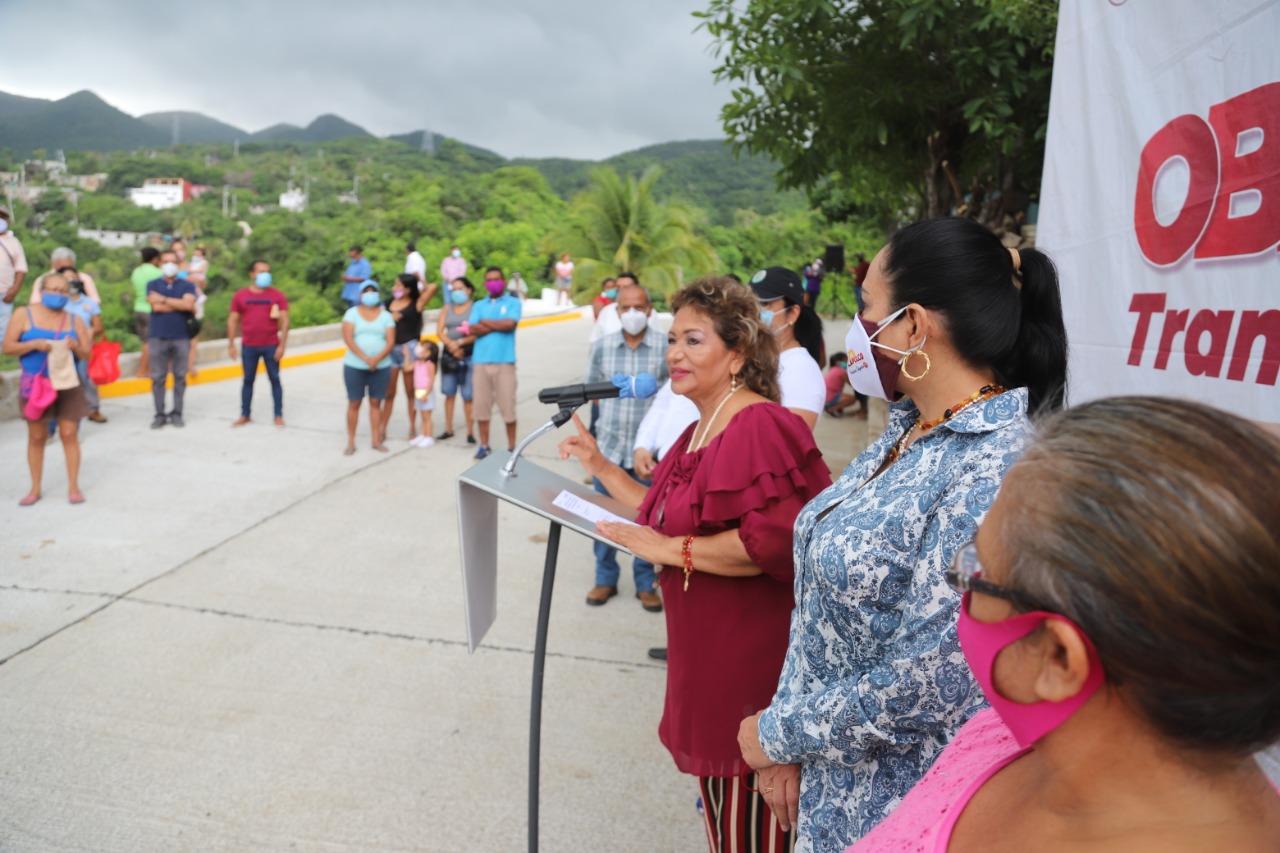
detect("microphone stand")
[500,404,580,478]
[494,393,589,853]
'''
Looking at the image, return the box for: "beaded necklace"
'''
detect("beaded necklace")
[688,384,739,453]
[887,384,1007,465]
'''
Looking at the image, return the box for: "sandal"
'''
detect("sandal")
[68,492,85,505]
[18,493,40,507]
[343,446,356,456]
[371,444,389,452]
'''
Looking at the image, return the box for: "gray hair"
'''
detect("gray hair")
[51,246,76,265]
[1000,396,1280,757]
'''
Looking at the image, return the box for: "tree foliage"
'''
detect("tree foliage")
[697,0,1057,222]
[548,166,721,297]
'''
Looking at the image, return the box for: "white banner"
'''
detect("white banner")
[1037,0,1280,423]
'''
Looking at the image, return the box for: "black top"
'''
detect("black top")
[385,296,423,345]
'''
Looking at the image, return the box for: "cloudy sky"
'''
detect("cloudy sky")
[0,0,731,160]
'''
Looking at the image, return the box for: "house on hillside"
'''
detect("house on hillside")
[127,177,191,209]
[279,188,307,212]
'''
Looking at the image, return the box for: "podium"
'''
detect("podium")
[457,436,638,853]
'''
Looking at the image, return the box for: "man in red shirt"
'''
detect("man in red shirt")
[228,260,290,427]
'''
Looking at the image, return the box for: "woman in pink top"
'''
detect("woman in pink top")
[852,396,1280,852]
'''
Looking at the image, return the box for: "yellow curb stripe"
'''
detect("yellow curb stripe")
[97,310,584,398]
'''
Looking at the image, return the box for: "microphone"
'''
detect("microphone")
[538,373,659,407]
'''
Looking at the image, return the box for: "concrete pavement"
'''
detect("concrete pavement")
[0,309,872,852]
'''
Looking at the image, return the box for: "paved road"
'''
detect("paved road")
[0,310,871,853]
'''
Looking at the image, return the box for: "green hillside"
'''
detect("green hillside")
[139,111,247,144]
[0,91,167,154]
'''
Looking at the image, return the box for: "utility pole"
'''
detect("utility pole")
[222,185,229,218]
[233,138,239,158]
[231,192,237,218]
[172,114,179,146]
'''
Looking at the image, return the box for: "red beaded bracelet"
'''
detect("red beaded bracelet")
[682,534,696,591]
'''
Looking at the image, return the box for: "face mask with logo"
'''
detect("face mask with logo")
[450,289,469,305]
[360,291,381,307]
[485,279,506,297]
[957,595,1106,748]
[620,308,649,336]
[42,293,69,310]
[161,262,180,279]
[843,306,927,400]
[255,272,273,288]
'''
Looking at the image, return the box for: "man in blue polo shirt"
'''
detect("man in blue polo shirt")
[340,246,372,308]
[147,249,198,428]
[469,265,521,459]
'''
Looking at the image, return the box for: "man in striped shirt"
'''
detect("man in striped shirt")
[583,281,669,612]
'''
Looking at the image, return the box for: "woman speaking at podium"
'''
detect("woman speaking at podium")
[560,276,832,853]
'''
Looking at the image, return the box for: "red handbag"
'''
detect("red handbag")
[88,340,122,385]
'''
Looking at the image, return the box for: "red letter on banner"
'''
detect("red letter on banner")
[1127,293,1167,366]
[1227,310,1280,385]
[1197,83,1280,258]
[1134,115,1219,265]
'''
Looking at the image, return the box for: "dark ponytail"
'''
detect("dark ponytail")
[788,300,825,365]
[882,218,1068,413]
[1002,248,1068,413]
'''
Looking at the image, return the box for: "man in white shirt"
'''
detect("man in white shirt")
[588,271,639,344]
[0,206,28,344]
[403,242,437,305]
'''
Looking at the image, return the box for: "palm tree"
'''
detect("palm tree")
[547,165,719,298]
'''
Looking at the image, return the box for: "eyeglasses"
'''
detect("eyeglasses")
[946,541,1050,614]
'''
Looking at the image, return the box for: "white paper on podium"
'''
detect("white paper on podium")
[551,490,636,527]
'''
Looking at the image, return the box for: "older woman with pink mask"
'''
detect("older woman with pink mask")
[851,396,1280,852]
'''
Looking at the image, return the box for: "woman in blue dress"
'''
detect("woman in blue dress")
[737,218,1069,852]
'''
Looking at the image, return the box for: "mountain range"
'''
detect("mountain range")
[0,89,493,156]
[0,89,799,220]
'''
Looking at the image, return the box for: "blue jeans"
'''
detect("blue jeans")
[242,345,283,417]
[593,469,657,591]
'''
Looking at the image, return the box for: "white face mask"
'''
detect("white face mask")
[161,262,180,278]
[844,306,927,401]
[619,308,649,336]
[0,219,8,234]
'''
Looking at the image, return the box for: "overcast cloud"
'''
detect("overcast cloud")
[0,0,731,160]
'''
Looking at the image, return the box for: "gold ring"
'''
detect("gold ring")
[762,787,775,794]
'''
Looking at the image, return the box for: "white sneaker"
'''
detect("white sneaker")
[415,436,435,448]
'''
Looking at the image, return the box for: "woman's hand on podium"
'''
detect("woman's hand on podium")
[597,521,678,566]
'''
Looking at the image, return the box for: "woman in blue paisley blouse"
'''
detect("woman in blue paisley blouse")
[737,217,1069,853]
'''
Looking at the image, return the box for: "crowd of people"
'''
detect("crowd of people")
[4,207,1277,853]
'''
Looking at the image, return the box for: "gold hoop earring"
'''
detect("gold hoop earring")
[901,349,931,382]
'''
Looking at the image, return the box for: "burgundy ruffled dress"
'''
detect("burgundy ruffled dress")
[636,402,832,778]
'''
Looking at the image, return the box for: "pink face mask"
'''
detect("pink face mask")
[957,596,1106,748]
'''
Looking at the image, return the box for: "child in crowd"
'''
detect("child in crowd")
[410,340,438,448]
[823,352,865,418]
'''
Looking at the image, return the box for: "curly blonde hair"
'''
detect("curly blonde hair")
[670,276,780,403]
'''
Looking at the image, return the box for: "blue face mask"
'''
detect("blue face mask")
[450,289,469,305]
[255,272,272,288]
[760,308,775,327]
[604,288,618,299]
[42,293,68,311]
[360,291,381,307]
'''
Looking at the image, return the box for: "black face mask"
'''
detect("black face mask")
[55,265,73,274]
